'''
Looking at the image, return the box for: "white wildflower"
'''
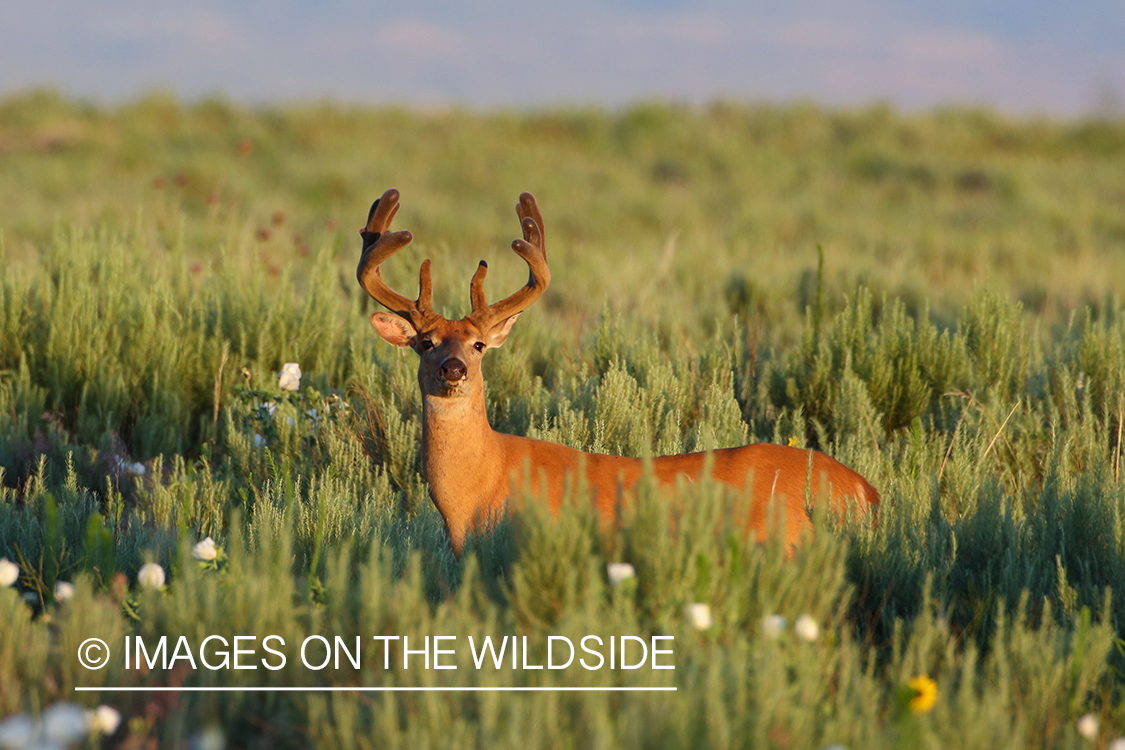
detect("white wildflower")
[1107,737,1125,750]
[54,581,75,602]
[0,558,18,587]
[278,362,302,391]
[761,614,787,639]
[1078,713,1099,741]
[253,433,264,448]
[138,562,166,590]
[87,705,122,735]
[261,401,277,417]
[128,462,146,476]
[192,537,218,562]
[794,614,820,642]
[190,726,226,750]
[606,563,636,585]
[0,713,34,750]
[42,703,88,744]
[686,603,712,631]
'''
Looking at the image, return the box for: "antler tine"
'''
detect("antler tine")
[469,192,551,330]
[469,261,489,311]
[357,188,440,330]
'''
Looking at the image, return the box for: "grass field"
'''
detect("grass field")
[2,89,1125,748]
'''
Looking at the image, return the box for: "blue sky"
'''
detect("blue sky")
[1,1,1121,114]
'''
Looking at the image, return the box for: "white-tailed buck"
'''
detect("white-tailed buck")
[358,189,878,556]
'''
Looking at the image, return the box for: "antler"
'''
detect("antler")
[468,192,551,331]
[357,188,442,331]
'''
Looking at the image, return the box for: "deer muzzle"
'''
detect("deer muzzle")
[440,358,467,383]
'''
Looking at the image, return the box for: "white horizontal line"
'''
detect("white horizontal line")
[75,686,676,692]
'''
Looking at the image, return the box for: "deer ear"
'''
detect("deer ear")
[486,313,521,349]
[370,312,418,348]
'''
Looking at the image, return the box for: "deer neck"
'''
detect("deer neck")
[421,385,506,548]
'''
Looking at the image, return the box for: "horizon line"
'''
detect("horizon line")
[2,86,1121,123]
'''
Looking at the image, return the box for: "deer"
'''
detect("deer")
[358,188,878,557]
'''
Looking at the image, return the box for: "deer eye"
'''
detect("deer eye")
[419,339,435,352]
[473,342,486,353]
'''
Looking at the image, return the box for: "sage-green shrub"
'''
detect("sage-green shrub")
[1,93,1124,748]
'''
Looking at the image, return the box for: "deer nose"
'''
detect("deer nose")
[440,358,467,382]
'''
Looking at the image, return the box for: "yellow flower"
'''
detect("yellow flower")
[787,436,800,448]
[907,675,938,714]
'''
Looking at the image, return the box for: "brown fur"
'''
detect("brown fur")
[416,354,878,555]
[359,188,879,556]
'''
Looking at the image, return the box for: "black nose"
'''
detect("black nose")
[440,358,467,382]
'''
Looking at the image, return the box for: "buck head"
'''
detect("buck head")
[358,189,550,401]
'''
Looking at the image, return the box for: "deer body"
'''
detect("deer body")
[425,386,876,555]
[358,189,878,556]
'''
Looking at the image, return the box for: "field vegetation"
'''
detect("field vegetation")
[2,89,1125,747]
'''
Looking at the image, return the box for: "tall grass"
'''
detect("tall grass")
[1,92,1124,747]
